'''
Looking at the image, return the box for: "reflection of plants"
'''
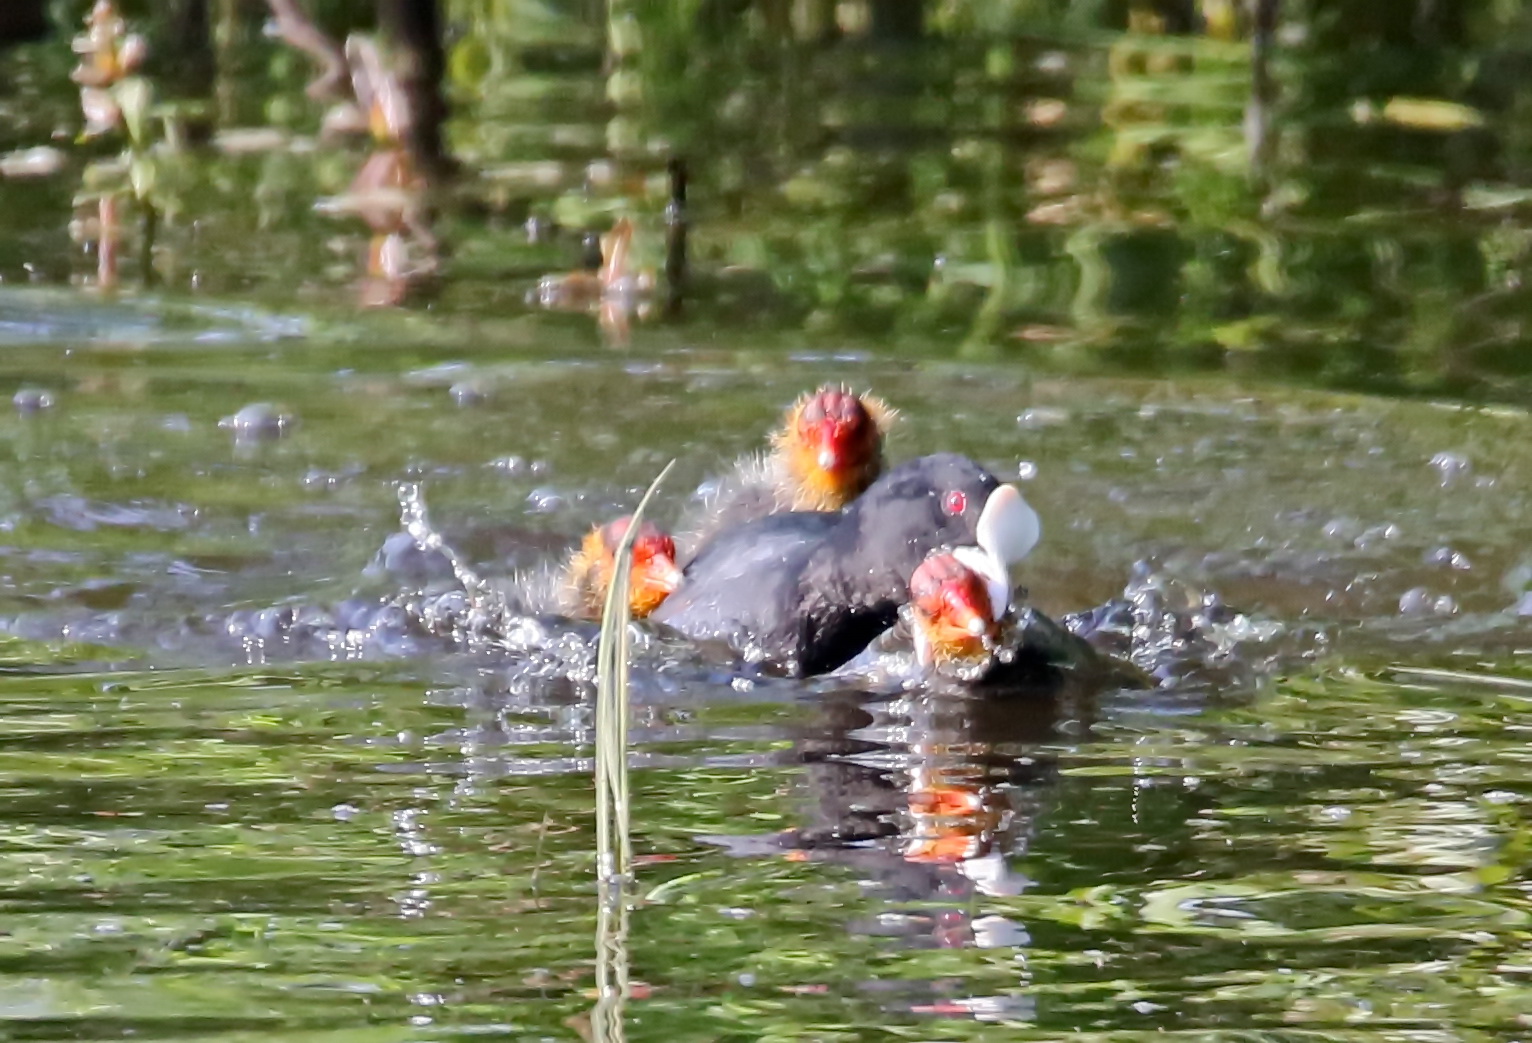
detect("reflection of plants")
[288,16,439,309]
[329,35,438,307]
[68,0,185,288]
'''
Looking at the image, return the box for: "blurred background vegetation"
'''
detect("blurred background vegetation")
[4,0,1532,398]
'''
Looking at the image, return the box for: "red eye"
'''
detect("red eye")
[941,490,967,516]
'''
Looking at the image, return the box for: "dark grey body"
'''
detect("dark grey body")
[653,453,1003,676]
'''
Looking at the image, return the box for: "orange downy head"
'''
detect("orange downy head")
[573,516,683,619]
[909,551,1000,668]
[773,386,893,510]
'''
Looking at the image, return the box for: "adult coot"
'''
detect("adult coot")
[654,453,1039,676]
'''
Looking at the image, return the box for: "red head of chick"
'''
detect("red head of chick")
[770,386,895,511]
[908,547,1011,671]
[566,516,684,620]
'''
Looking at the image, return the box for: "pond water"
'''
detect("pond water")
[4,2,1532,1040]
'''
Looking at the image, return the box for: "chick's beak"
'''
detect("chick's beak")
[646,554,684,595]
[943,585,996,641]
[811,421,852,474]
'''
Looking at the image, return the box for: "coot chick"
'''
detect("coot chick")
[562,515,684,619]
[848,547,1150,693]
[488,515,684,623]
[907,547,1010,675]
[682,385,895,552]
[653,453,1040,676]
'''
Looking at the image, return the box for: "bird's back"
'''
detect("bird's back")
[653,511,837,666]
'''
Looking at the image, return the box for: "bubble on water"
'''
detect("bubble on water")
[526,487,564,513]
[1424,546,1472,570]
[1016,460,1038,480]
[332,803,360,821]
[1321,516,1359,540]
[1400,587,1457,616]
[1429,451,1471,486]
[1354,523,1401,550]
[1017,407,1069,429]
[449,380,488,406]
[13,387,54,413]
[219,402,295,441]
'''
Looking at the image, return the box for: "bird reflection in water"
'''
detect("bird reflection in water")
[531,158,687,346]
[706,682,1086,1021]
[533,217,655,346]
[316,35,439,307]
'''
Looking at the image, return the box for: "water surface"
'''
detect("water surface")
[2,3,1532,1040]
